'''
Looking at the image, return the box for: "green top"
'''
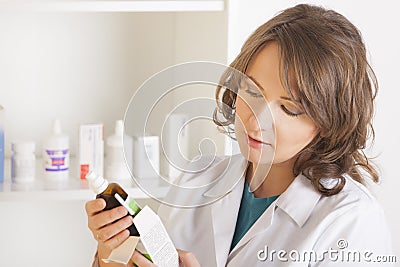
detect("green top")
[230,181,280,251]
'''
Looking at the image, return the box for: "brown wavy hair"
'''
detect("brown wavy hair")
[213,4,379,196]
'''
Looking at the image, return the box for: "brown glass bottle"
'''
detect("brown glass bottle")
[86,172,139,236]
[96,183,139,236]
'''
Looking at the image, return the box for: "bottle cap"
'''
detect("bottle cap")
[86,171,109,194]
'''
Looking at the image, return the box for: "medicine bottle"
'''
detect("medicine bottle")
[43,119,69,180]
[86,171,140,236]
[11,141,35,183]
[105,120,132,181]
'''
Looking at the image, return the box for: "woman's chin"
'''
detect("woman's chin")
[239,146,275,165]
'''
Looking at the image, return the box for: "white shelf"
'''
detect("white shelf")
[0,179,169,201]
[0,158,169,201]
[1,0,224,12]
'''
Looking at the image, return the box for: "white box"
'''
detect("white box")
[79,124,104,179]
[132,135,159,179]
[160,113,189,181]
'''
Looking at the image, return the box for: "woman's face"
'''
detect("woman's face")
[234,42,317,166]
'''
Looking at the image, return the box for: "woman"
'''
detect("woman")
[86,4,392,266]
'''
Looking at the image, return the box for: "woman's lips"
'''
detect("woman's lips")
[247,135,271,149]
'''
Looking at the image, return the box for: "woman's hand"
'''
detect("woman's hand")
[131,249,200,267]
[177,249,201,267]
[85,198,134,266]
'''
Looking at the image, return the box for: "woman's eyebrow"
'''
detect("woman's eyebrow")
[247,75,266,92]
[247,75,298,103]
[280,96,299,103]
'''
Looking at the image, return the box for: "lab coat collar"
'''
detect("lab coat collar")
[202,153,322,228]
[275,173,322,227]
[202,153,248,198]
[202,154,322,264]
[228,173,322,258]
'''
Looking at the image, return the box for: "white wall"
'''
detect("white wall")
[227,0,400,257]
[173,11,228,158]
[0,12,176,158]
[0,10,229,163]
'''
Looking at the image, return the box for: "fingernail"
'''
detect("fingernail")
[98,198,106,208]
[127,216,134,226]
[124,229,130,236]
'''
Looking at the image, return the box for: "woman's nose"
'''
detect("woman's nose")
[246,102,275,132]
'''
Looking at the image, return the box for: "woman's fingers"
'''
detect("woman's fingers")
[131,250,158,267]
[96,215,133,242]
[177,249,201,267]
[86,198,132,250]
[85,198,106,216]
[101,229,131,251]
[89,205,128,231]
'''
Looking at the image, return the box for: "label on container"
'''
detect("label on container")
[44,149,69,172]
[0,128,4,182]
[11,154,35,182]
[79,124,104,179]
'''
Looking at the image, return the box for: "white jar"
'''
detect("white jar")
[11,141,36,183]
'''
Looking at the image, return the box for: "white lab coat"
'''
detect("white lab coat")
[157,153,393,266]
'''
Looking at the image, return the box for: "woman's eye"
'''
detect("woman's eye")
[280,104,302,117]
[245,89,263,98]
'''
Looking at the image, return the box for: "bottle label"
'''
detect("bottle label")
[11,155,35,181]
[0,128,4,182]
[44,149,69,172]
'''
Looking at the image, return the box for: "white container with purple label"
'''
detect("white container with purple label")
[43,119,69,180]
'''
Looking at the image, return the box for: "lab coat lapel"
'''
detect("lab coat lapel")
[227,173,322,261]
[228,197,276,258]
[209,179,244,267]
[203,154,248,267]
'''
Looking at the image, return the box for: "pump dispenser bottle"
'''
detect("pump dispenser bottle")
[86,171,140,236]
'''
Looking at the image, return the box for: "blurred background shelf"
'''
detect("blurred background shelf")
[0,157,169,201]
[0,180,169,201]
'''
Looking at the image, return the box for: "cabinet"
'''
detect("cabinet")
[0,3,228,266]
[0,1,228,198]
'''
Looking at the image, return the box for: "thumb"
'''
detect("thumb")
[177,249,200,267]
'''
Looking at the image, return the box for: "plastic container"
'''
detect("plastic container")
[0,105,4,182]
[11,141,36,183]
[105,120,132,181]
[43,119,69,180]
